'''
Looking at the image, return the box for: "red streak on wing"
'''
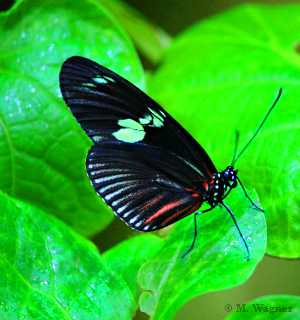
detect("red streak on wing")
[160,201,201,226]
[203,182,209,190]
[206,168,214,181]
[159,207,190,226]
[140,193,165,211]
[145,199,186,224]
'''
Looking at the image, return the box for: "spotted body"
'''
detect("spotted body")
[206,166,238,207]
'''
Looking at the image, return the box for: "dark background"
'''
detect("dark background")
[1,1,299,319]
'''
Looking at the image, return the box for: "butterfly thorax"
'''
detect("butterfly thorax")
[204,166,238,208]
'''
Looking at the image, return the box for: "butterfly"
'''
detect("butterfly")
[59,56,282,261]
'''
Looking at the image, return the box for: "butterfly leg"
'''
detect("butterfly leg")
[236,176,264,212]
[221,202,250,261]
[223,183,235,199]
[181,207,214,258]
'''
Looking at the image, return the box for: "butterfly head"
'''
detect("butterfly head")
[222,166,238,188]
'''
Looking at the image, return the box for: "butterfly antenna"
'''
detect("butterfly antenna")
[231,130,239,166]
[232,88,282,166]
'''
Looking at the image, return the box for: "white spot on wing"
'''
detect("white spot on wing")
[87,163,105,169]
[92,135,104,143]
[148,108,164,127]
[94,173,132,184]
[135,221,143,227]
[117,205,128,214]
[113,118,145,143]
[118,119,143,130]
[104,185,133,200]
[93,77,107,84]
[122,208,135,217]
[113,128,145,143]
[139,117,151,124]
[83,82,96,88]
[129,216,138,224]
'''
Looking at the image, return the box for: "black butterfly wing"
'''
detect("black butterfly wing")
[59,56,217,231]
[86,141,204,231]
[59,56,217,182]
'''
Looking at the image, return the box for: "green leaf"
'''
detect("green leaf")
[0,0,144,236]
[100,0,172,65]
[225,295,300,319]
[0,191,136,319]
[103,234,163,304]
[148,3,300,258]
[138,187,266,319]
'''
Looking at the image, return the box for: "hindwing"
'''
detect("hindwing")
[86,141,205,231]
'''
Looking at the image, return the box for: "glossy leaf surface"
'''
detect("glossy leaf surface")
[0,192,136,319]
[0,0,144,236]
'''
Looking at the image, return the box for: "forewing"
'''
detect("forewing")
[86,141,204,231]
[59,56,217,183]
